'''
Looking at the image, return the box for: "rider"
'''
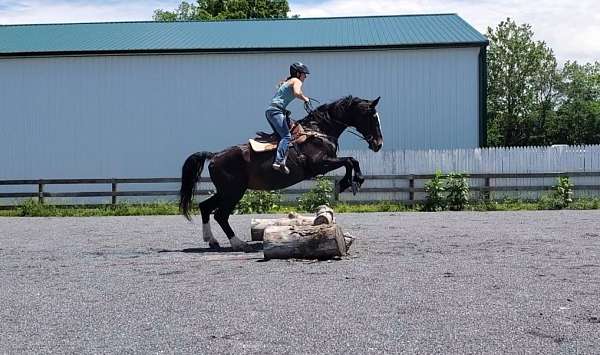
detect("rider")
[265,62,311,174]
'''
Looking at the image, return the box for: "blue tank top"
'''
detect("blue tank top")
[271,82,295,109]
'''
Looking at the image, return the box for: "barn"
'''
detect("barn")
[0,14,488,181]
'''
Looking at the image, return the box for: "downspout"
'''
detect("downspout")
[478,44,488,147]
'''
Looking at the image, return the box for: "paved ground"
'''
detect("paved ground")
[1,211,600,354]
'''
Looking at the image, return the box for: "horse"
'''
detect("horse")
[179,95,383,251]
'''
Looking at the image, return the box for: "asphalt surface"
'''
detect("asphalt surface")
[1,211,600,354]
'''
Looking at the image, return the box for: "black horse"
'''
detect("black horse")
[179,96,383,251]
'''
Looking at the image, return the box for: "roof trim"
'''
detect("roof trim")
[0,13,461,27]
[0,42,489,59]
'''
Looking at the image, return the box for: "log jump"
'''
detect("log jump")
[251,206,355,260]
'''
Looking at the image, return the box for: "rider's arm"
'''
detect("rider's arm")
[291,78,309,103]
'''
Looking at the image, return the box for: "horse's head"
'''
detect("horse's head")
[345,96,384,152]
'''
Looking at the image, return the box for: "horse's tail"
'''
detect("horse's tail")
[179,151,213,221]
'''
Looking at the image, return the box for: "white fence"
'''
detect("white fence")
[294,145,600,201]
[2,145,600,205]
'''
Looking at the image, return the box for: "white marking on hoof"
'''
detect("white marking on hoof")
[229,236,249,251]
[202,223,218,244]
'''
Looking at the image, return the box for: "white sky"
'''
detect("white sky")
[0,0,598,64]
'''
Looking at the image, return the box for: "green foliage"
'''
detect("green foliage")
[553,176,574,208]
[297,177,334,212]
[424,171,446,211]
[425,170,446,212]
[153,0,290,21]
[537,194,565,210]
[446,173,470,211]
[3,197,600,217]
[569,197,600,210]
[486,18,600,146]
[14,200,181,217]
[235,190,281,214]
[19,199,57,217]
[334,201,409,213]
[486,18,559,146]
[424,172,470,211]
[468,198,539,211]
[534,177,574,210]
[547,62,600,145]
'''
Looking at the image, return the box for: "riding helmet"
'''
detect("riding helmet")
[290,62,310,77]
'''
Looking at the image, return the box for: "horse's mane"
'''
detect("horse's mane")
[297,95,358,129]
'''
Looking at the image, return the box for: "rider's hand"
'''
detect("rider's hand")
[304,100,314,114]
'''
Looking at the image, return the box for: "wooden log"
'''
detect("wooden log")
[251,213,315,241]
[263,224,350,260]
[343,232,355,250]
[313,205,334,225]
[251,208,336,241]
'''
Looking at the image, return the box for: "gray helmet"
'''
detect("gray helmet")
[290,62,310,77]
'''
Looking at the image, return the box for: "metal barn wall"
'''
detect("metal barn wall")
[0,47,480,180]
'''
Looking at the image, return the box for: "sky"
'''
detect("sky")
[0,0,598,65]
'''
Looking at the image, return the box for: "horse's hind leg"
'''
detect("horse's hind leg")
[213,192,250,252]
[199,194,220,248]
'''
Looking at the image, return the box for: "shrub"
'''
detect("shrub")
[553,176,574,208]
[235,190,281,214]
[19,199,57,217]
[424,171,446,211]
[446,173,470,211]
[537,194,564,210]
[297,176,334,212]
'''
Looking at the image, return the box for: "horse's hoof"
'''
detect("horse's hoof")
[354,177,365,186]
[209,241,221,249]
[229,236,252,252]
[351,181,359,195]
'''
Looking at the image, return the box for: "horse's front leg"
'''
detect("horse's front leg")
[348,157,365,191]
[314,157,355,194]
[331,157,365,194]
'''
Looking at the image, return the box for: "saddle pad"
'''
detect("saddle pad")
[249,139,278,152]
[249,123,309,152]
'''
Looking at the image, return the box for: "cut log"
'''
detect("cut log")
[343,232,356,250]
[250,214,315,241]
[251,207,335,241]
[263,224,350,260]
[313,205,334,225]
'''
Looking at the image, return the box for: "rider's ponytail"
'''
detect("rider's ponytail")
[277,76,294,88]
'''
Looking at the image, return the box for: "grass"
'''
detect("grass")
[1,197,600,217]
[0,200,182,217]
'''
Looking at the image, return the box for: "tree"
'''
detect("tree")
[153,0,290,21]
[547,61,600,144]
[486,18,559,146]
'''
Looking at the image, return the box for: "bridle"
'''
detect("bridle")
[306,97,378,147]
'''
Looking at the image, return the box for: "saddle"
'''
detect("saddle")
[249,121,308,152]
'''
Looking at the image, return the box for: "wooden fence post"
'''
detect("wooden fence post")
[409,175,415,202]
[484,177,491,201]
[38,183,44,204]
[111,181,118,205]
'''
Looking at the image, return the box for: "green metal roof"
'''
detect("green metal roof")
[0,14,488,56]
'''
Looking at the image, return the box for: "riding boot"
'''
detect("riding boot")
[272,161,290,174]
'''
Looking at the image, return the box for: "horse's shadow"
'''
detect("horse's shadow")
[158,242,263,254]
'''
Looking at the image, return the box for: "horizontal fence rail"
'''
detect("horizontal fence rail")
[1,172,600,207]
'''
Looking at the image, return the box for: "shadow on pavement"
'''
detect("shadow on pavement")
[157,242,263,254]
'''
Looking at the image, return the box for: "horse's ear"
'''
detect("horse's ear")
[370,96,381,108]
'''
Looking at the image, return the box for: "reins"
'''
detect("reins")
[305,97,372,146]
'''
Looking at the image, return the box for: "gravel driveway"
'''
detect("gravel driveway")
[1,211,599,354]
